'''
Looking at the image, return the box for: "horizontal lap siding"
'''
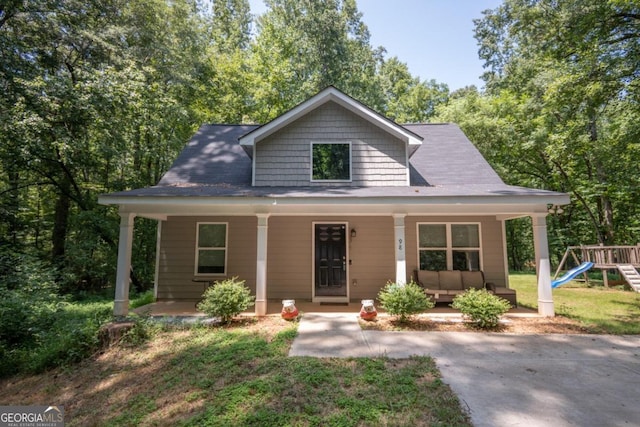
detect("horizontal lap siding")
[479,219,507,287]
[157,215,508,301]
[347,217,396,299]
[266,217,313,300]
[255,102,407,186]
[405,216,508,288]
[266,216,396,301]
[157,216,257,300]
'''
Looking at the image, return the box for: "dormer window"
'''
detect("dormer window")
[311,142,351,182]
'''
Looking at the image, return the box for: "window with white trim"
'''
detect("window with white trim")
[195,223,227,274]
[418,223,481,271]
[311,142,351,181]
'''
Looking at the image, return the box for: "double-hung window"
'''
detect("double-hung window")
[311,142,351,182]
[418,223,481,271]
[195,223,227,274]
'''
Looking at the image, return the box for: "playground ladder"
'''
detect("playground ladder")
[616,265,640,292]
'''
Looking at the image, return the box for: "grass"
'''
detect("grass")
[510,273,640,334]
[0,318,472,426]
[0,290,162,377]
[0,298,112,377]
[4,276,637,424]
[130,289,156,309]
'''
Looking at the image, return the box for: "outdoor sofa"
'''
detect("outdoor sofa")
[413,269,517,307]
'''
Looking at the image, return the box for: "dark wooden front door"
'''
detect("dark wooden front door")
[314,224,347,297]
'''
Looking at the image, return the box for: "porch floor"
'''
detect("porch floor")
[132,299,540,318]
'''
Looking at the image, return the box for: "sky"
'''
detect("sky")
[248,0,504,91]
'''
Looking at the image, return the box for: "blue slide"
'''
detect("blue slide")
[551,262,594,288]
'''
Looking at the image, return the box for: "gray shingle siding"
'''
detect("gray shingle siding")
[254,103,408,186]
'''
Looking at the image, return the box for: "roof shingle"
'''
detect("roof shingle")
[158,122,504,190]
[158,124,257,186]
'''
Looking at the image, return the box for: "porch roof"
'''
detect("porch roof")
[98,185,568,221]
[100,182,566,201]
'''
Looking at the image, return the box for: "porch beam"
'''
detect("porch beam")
[393,214,407,284]
[114,212,136,317]
[255,214,269,316]
[532,214,554,317]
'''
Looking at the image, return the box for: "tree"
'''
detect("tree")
[470,0,640,246]
[0,0,210,290]
[378,57,449,123]
[249,0,383,121]
[198,0,254,123]
[0,0,458,292]
[248,0,450,123]
[210,0,252,53]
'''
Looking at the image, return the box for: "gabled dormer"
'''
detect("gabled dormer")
[239,87,423,187]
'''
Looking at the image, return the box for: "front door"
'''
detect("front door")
[314,223,348,300]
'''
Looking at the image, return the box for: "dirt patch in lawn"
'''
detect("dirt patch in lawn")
[358,314,594,334]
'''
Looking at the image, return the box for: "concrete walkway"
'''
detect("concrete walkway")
[290,313,640,427]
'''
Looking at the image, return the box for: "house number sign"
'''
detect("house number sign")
[398,238,403,250]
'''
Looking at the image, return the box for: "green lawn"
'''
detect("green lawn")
[4,275,638,425]
[510,273,640,334]
[0,319,471,426]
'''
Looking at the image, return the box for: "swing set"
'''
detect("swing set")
[553,245,640,291]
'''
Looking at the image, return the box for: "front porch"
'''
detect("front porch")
[132,299,540,319]
[111,210,559,318]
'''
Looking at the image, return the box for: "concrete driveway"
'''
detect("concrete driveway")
[290,313,640,426]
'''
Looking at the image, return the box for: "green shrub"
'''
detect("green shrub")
[451,288,511,329]
[25,311,107,373]
[0,249,60,347]
[0,300,112,377]
[0,250,117,377]
[377,281,434,322]
[197,277,255,323]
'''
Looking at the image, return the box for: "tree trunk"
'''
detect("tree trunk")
[589,116,615,244]
[6,167,21,245]
[51,177,71,265]
[595,162,615,244]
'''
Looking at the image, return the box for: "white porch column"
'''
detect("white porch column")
[532,214,554,317]
[114,212,136,317]
[393,214,407,285]
[153,220,162,300]
[255,214,269,316]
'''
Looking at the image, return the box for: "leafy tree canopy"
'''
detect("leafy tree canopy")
[0,0,450,293]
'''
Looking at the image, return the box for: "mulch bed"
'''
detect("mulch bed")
[358,314,595,334]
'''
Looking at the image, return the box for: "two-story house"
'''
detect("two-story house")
[99,87,569,317]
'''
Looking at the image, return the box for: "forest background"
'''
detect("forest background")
[1,0,639,295]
